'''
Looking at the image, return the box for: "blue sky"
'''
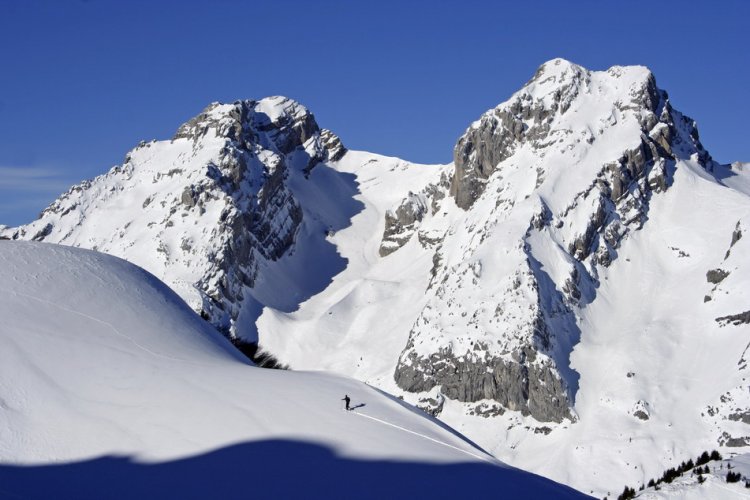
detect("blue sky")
[1,0,748,226]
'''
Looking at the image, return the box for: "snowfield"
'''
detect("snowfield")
[3,58,750,498]
[0,241,586,499]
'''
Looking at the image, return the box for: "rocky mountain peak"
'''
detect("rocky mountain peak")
[526,58,588,87]
[172,96,332,160]
[3,94,347,340]
[392,60,722,425]
[449,61,684,210]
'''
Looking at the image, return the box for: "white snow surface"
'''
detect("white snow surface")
[3,59,750,498]
[0,241,585,499]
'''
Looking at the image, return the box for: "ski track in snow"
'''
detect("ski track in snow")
[0,287,190,365]
[350,410,497,465]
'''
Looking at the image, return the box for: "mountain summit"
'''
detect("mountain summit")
[5,59,750,497]
[5,96,347,340]
[395,56,712,423]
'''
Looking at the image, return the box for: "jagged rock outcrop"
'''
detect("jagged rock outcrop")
[379,192,428,256]
[396,341,571,422]
[320,128,347,162]
[378,172,450,256]
[3,96,344,339]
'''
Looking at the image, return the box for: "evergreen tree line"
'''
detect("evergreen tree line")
[611,449,750,500]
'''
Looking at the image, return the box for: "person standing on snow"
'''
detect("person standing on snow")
[342,394,351,411]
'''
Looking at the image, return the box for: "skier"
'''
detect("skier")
[342,394,351,411]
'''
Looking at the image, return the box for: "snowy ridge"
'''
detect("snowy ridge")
[0,241,586,498]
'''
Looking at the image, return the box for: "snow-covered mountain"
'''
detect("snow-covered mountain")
[3,96,349,341]
[0,241,585,499]
[4,58,750,497]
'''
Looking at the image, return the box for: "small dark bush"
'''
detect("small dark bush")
[231,338,289,369]
[710,450,723,461]
[727,471,741,483]
[617,486,636,500]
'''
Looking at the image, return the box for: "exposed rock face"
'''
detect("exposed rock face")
[320,128,347,162]
[396,342,571,422]
[451,61,591,210]
[716,311,750,326]
[379,172,451,256]
[379,193,428,256]
[725,221,743,259]
[719,432,750,447]
[4,97,343,339]
[632,400,651,421]
[706,269,730,284]
[416,392,445,417]
[393,58,715,423]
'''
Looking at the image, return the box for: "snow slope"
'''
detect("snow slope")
[4,59,750,498]
[0,241,585,499]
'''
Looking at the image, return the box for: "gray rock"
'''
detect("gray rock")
[728,411,750,425]
[181,186,196,208]
[319,129,347,162]
[394,342,572,423]
[633,410,649,421]
[468,402,505,418]
[725,221,743,259]
[715,311,750,327]
[379,193,427,257]
[378,173,449,257]
[720,431,750,447]
[416,393,445,417]
[31,224,53,241]
[731,222,743,246]
[706,268,730,284]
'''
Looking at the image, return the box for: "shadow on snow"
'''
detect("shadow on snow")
[240,161,365,342]
[0,439,589,500]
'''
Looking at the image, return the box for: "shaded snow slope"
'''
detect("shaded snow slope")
[0,241,586,499]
